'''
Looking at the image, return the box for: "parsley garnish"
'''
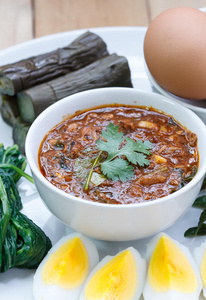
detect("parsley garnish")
[84,123,152,190]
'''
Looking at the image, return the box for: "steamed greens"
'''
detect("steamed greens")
[0,144,52,272]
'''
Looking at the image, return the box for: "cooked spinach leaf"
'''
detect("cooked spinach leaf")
[0,144,52,272]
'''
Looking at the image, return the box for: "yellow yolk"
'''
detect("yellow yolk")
[84,249,137,300]
[148,235,198,293]
[200,250,206,288]
[42,237,89,289]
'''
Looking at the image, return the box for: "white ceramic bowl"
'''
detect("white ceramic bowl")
[25,87,206,241]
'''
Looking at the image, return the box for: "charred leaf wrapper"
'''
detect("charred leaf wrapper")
[0,144,52,272]
[0,31,133,153]
[0,31,109,96]
[0,95,30,154]
[1,95,20,127]
[17,53,133,123]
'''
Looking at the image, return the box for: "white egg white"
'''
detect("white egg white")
[194,240,206,298]
[143,233,202,300]
[79,246,146,300]
[33,232,99,300]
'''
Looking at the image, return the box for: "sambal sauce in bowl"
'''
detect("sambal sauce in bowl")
[25,88,206,241]
[38,105,198,205]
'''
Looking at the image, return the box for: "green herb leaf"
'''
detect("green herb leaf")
[195,208,206,235]
[184,206,206,238]
[96,123,124,159]
[193,195,206,209]
[97,123,152,181]
[118,137,151,166]
[101,157,134,182]
[184,224,206,237]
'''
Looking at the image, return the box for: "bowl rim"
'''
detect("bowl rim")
[25,87,206,209]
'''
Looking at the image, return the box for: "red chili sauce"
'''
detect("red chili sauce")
[38,105,198,204]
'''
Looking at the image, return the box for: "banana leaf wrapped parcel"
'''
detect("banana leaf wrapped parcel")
[17,53,133,123]
[0,31,108,95]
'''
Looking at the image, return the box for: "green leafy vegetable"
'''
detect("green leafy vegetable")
[0,143,52,272]
[96,123,152,182]
[184,223,206,237]
[194,209,206,236]
[193,195,206,209]
[0,143,32,183]
[184,195,206,238]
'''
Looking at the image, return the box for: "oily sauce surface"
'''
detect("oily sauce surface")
[38,106,198,204]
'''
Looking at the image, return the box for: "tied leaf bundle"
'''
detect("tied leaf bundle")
[84,123,152,190]
[0,144,52,272]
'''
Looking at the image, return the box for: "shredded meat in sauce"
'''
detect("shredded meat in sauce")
[38,106,198,204]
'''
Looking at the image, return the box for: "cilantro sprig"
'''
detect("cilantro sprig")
[84,123,152,190]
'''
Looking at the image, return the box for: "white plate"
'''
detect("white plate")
[0,27,205,300]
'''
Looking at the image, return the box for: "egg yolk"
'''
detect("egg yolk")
[41,237,89,289]
[200,250,206,288]
[148,235,198,293]
[84,249,137,300]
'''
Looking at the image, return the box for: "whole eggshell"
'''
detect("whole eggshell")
[144,7,206,100]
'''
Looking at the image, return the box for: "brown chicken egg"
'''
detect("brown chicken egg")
[144,7,206,100]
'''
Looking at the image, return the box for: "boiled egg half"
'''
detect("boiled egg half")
[33,232,99,300]
[79,246,146,300]
[194,240,206,298]
[143,233,202,300]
